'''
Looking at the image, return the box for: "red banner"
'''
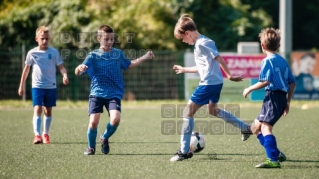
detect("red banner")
[220,54,265,78]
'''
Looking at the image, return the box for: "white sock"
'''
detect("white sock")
[33,116,41,136]
[43,116,52,135]
[217,109,249,131]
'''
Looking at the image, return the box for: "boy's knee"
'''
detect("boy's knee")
[251,127,260,135]
[110,117,120,126]
[89,122,99,129]
[208,108,220,116]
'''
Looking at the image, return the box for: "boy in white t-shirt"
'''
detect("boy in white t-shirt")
[18,26,69,144]
[170,14,252,162]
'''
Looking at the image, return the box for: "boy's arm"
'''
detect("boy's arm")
[58,64,69,85]
[214,56,243,82]
[287,82,295,104]
[18,65,30,96]
[129,51,154,69]
[243,81,270,98]
[173,65,198,74]
[282,82,296,116]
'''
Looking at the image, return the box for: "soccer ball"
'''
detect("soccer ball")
[190,131,206,153]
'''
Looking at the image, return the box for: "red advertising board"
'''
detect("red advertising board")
[220,54,265,78]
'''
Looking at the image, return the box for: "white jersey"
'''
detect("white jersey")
[25,47,63,89]
[194,34,223,85]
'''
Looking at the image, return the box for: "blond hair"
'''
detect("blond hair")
[258,28,281,51]
[174,14,197,39]
[36,26,50,37]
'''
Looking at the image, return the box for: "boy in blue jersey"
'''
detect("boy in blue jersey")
[243,28,296,168]
[75,25,154,155]
[170,14,253,162]
[18,26,69,144]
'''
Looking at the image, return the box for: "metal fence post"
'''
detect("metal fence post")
[22,44,26,101]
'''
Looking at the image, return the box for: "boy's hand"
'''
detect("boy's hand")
[173,65,184,74]
[77,64,88,73]
[63,76,69,85]
[142,51,155,59]
[243,87,251,98]
[282,103,290,116]
[229,75,244,82]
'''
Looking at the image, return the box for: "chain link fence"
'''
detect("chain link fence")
[0,46,185,101]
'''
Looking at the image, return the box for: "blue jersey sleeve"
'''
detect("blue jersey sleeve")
[287,67,296,84]
[259,60,272,82]
[82,52,94,74]
[119,51,131,71]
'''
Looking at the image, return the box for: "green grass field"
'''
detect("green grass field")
[0,100,318,179]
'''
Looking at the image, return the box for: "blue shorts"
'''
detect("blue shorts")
[190,84,223,105]
[32,88,57,107]
[88,96,121,116]
[257,90,287,126]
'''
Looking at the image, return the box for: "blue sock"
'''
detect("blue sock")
[217,109,249,131]
[258,133,281,155]
[257,133,264,146]
[87,127,97,149]
[180,117,194,153]
[263,135,279,161]
[102,122,118,139]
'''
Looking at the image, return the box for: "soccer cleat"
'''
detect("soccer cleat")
[43,134,50,144]
[241,130,253,141]
[255,159,281,168]
[84,148,95,155]
[170,149,193,162]
[100,136,110,154]
[278,152,287,162]
[33,135,43,144]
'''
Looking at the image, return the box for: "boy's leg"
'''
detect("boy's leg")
[255,122,280,168]
[84,113,100,155]
[84,96,104,155]
[252,119,285,162]
[170,101,199,162]
[100,110,120,154]
[100,98,121,154]
[32,88,44,144]
[208,102,252,140]
[43,107,52,144]
[33,107,42,144]
[42,88,56,144]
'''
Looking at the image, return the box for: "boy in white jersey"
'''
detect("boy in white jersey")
[243,28,295,168]
[18,26,69,144]
[75,25,154,155]
[170,14,252,162]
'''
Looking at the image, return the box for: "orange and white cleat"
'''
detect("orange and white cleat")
[33,135,43,144]
[43,134,50,144]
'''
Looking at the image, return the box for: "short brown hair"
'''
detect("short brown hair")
[36,26,49,37]
[258,28,281,51]
[98,25,113,37]
[174,14,197,39]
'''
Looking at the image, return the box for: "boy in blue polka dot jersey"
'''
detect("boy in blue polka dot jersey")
[243,28,296,168]
[75,25,154,155]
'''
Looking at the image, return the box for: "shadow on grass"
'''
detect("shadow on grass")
[285,159,319,163]
[283,165,319,169]
[98,153,258,157]
[51,141,178,145]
